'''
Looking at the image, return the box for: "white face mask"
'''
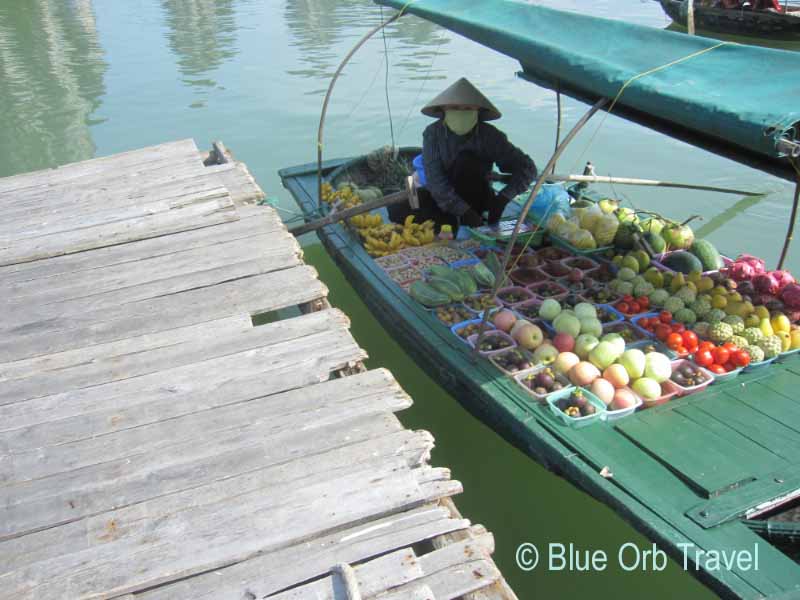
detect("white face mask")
[444,109,478,135]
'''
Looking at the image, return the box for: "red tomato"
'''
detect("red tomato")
[616,301,629,314]
[712,347,730,366]
[672,323,686,333]
[667,333,684,350]
[622,295,634,303]
[637,296,650,309]
[709,364,726,374]
[695,349,714,367]
[681,331,698,348]
[676,345,688,356]
[698,341,715,353]
[731,349,751,368]
[724,362,737,372]
[723,342,738,352]
[629,301,641,314]
[659,311,672,324]
[655,324,672,341]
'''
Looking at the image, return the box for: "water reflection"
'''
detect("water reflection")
[160,0,239,88]
[0,0,106,177]
[283,0,449,83]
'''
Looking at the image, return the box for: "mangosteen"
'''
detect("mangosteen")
[535,371,555,389]
[552,381,564,391]
[534,386,547,395]
[581,403,597,417]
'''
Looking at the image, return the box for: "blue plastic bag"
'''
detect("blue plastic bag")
[412,154,427,187]
[530,183,570,221]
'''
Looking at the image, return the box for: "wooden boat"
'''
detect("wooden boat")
[281,2,800,597]
[659,0,800,40]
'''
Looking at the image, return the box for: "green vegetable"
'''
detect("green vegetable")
[428,276,464,302]
[471,262,496,288]
[453,269,478,295]
[662,251,703,274]
[409,281,450,307]
[690,239,722,272]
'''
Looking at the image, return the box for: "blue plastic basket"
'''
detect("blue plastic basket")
[546,388,607,428]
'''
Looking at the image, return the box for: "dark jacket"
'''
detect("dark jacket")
[422,120,537,216]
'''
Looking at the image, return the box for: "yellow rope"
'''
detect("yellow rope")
[570,41,731,173]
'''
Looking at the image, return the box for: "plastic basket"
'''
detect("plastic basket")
[509,267,549,287]
[778,347,800,361]
[496,286,536,307]
[535,246,571,262]
[595,303,625,327]
[462,293,503,314]
[640,380,680,409]
[627,339,678,360]
[744,356,777,372]
[468,218,544,247]
[669,359,714,396]
[709,366,743,383]
[546,387,607,428]
[561,256,601,276]
[514,366,574,403]
[375,253,411,270]
[549,234,614,258]
[604,387,643,421]
[468,330,517,355]
[601,321,650,343]
[510,299,542,322]
[527,281,569,302]
[490,347,537,375]
[450,319,495,345]
[431,304,480,327]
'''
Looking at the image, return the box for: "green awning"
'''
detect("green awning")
[376,0,800,178]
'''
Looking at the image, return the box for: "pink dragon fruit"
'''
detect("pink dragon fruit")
[737,254,766,275]
[726,261,755,282]
[781,283,800,310]
[754,272,781,295]
[771,270,796,291]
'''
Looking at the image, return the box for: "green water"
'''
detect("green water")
[3,1,798,597]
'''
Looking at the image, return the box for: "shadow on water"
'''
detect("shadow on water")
[0,0,106,177]
[303,242,717,599]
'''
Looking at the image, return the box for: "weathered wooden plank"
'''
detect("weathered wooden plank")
[205,161,265,205]
[0,194,237,266]
[0,230,299,310]
[0,463,459,599]
[133,506,468,600]
[269,535,496,600]
[0,158,212,218]
[372,585,437,600]
[2,421,430,540]
[0,207,282,284]
[1,253,301,326]
[0,312,363,435]
[0,305,330,403]
[0,266,327,362]
[0,140,200,195]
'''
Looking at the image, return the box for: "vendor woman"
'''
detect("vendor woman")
[391,78,537,232]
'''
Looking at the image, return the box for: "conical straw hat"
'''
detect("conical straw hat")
[421,77,501,121]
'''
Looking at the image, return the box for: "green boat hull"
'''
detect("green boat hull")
[280,157,800,599]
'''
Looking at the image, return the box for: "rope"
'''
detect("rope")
[380,5,396,149]
[569,41,731,174]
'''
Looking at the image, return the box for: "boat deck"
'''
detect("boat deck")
[281,157,800,600]
[0,140,516,600]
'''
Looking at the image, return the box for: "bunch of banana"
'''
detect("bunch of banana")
[400,215,435,247]
[321,182,361,209]
[349,213,382,229]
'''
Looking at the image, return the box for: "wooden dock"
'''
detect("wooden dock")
[0,140,517,600]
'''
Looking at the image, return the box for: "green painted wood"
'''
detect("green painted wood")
[616,410,770,498]
[680,392,800,464]
[280,160,800,600]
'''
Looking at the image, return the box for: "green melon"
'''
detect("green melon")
[690,239,722,272]
[662,251,703,274]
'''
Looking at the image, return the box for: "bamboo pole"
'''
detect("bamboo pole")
[316,14,400,208]
[288,190,407,236]
[472,97,610,354]
[546,173,762,196]
[777,169,800,270]
[687,0,696,35]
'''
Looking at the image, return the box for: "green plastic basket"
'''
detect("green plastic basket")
[468,218,544,248]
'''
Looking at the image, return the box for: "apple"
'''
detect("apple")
[574,334,599,360]
[591,378,615,406]
[644,352,671,383]
[569,361,601,386]
[611,388,638,410]
[554,314,581,338]
[619,349,646,380]
[601,332,626,356]
[533,343,558,365]
[553,351,580,375]
[589,341,620,370]
[510,319,533,338]
[539,298,562,321]
[515,324,544,350]
[603,364,630,388]
[632,377,661,400]
[579,317,603,338]
[552,332,575,353]
[574,302,597,320]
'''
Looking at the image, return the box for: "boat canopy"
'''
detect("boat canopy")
[376,0,800,178]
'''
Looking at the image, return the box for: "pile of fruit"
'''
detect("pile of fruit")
[354,215,436,257]
[552,389,601,418]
